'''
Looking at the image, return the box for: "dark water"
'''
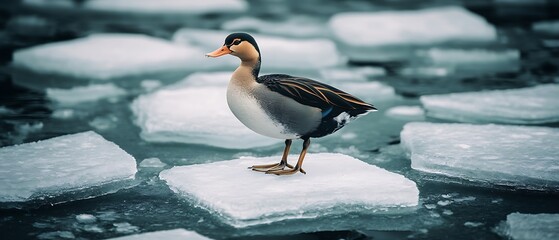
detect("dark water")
[1,0,559,239]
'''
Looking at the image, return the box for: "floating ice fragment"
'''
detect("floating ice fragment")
[421,85,559,124]
[106,228,211,240]
[329,6,496,61]
[84,0,248,15]
[416,48,520,74]
[76,214,97,224]
[139,158,166,168]
[160,153,419,228]
[47,84,126,105]
[464,222,484,228]
[0,131,137,208]
[385,106,425,121]
[113,222,139,234]
[13,34,201,81]
[131,72,276,149]
[222,16,328,38]
[532,20,559,35]
[173,29,342,71]
[500,213,559,240]
[37,231,75,240]
[401,122,559,191]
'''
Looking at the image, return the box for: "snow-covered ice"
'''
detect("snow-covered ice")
[106,228,211,240]
[84,0,247,15]
[47,84,126,105]
[329,6,497,61]
[159,153,419,227]
[173,28,342,71]
[13,34,201,80]
[401,122,559,191]
[221,16,328,38]
[420,84,559,124]
[0,131,137,208]
[499,213,559,240]
[131,72,277,149]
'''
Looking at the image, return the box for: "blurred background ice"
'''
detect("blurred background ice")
[0,0,558,239]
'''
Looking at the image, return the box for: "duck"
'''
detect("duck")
[206,33,376,175]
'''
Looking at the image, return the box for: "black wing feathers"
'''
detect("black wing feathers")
[257,74,376,114]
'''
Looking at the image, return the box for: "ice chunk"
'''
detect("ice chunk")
[329,7,497,61]
[173,29,342,71]
[106,229,211,240]
[0,131,137,208]
[159,153,419,227]
[13,34,201,80]
[499,213,559,240]
[221,16,328,38]
[416,48,520,74]
[329,81,397,103]
[532,20,559,35]
[47,84,126,105]
[385,106,425,121]
[420,84,559,124]
[139,158,166,168]
[401,122,559,191]
[131,72,277,149]
[84,0,247,15]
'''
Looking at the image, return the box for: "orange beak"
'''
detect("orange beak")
[205,45,232,58]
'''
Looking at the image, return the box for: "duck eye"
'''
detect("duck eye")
[233,39,241,45]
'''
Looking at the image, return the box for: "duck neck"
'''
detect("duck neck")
[232,57,261,85]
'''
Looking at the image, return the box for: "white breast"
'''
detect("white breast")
[227,82,298,140]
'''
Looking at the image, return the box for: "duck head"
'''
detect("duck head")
[206,33,261,62]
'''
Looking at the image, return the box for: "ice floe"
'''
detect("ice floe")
[328,6,497,61]
[46,84,126,105]
[173,28,343,72]
[385,106,425,121]
[532,20,559,35]
[498,213,559,240]
[401,122,559,191]
[221,16,329,38]
[159,153,419,227]
[84,0,247,15]
[415,48,520,74]
[131,72,277,149]
[420,84,559,124]
[0,131,137,208]
[23,0,247,16]
[13,33,201,81]
[106,228,211,240]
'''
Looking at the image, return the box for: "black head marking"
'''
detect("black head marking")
[224,32,260,53]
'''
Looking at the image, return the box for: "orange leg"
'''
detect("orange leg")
[267,138,309,175]
[249,139,294,172]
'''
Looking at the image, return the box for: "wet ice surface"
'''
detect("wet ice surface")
[160,153,419,228]
[221,16,329,38]
[84,0,248,15]
[106,228,211,240]
[13,34,200,81]
[0,131,137,208]
[401,122,559,191]
[47,84,127,105]
[421,84,559,124]
[131,72,276,149]
[498,213,559,240]
[329,6,496,61]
